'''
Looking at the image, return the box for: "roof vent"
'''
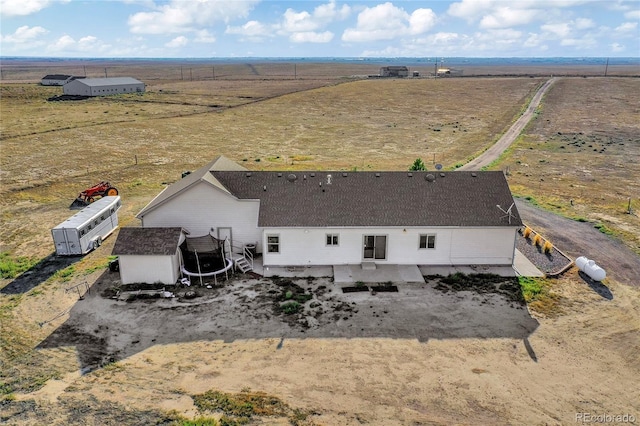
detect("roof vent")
[303,174,307,180]
[471,172,477,177]
[310,173,315,177]
[245,172,252,177]
[263,185,267,191]
[425,174,436,182]
[440,173,445,177]
[277,173,283,177]
[342,172,347,177]
[408,172,413,177]
[375,173,381,177]
[287,173,297,182]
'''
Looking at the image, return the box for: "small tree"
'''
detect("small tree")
[409,158,426,171]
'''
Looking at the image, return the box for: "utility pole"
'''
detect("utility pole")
[104,68,108,78]
[604,57,609,77]
[212,66,215,80]
[190,68,193,81]
[181,66,184,80]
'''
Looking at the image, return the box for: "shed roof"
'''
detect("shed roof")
[212,170,522,228]
[42,74,72,80]
[113,227,183,256]
[70,77,143,87]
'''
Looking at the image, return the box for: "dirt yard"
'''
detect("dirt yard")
[2,266,639,425]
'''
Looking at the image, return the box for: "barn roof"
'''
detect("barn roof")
[42,74,72,80]
[113,227,183,255]
[70,77,143,87]
[212,170,522,228]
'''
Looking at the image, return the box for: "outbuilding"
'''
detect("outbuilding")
[380,66,409,77]
[41,74,75,86]
[63,77,145,97]
[112,227,183,285]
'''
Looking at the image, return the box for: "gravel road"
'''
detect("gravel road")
[515,199,640,286]
[459,77,557,171]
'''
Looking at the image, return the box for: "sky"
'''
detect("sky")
[1,0,639,58]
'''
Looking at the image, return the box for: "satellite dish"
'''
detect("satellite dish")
[496,203,516,224]
[435,163,443,170]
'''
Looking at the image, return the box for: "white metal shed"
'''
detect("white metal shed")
[63,77,145,96]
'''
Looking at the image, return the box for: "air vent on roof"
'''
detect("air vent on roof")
[440,173,445,177]
[245,172,252,177]
[375,173,380,177]
[310,173,315,177]
[287,173,297,182]
[425,174,436,182]
[471,172,477,177]
[277,173,283,177]
[342,172,347,177]
[408,172,413,177]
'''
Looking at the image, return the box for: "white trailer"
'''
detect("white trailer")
[52,196,121,256]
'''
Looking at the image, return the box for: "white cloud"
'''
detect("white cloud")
[165,36,188,48]
[610,42,625,52]
[278,1,350,43]
[0,0,68,17]
[479,7,540,29]
[225,20,273,42]
[194,30,216,43]
[541,23,571,38]
[342,2,436,42]
[574,18,595,30]
[614,21,638,36]
[47,34,110,53]
[128,0,259,34]
[1,25,48,43]
[624,9,640,20]
[290,31,334,43]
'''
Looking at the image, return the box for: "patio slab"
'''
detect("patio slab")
[333,264,425,284]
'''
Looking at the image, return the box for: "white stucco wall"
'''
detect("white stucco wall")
[140,182,262,251]
[261,227,517,266]
[118,253,179,284]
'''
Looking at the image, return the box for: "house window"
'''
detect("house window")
[326,234,339,246]
[419,234,436,249]
[267,235,280,253]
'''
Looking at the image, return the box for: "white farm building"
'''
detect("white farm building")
[113,155,524,284]
[63,77,145,96]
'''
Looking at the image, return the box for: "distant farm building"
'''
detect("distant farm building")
[41,74,79,86]
[380,66,409,78]
[436,68,464,77]
[63,77,145,97]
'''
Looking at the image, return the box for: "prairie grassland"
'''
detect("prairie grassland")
[487,77,640,253]
[1,77,541,256]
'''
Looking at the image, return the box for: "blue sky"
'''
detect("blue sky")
[1,0,639,57]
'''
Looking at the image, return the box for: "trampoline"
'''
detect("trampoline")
[179,233,233,285]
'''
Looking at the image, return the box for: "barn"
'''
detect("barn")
[380,66,409,77]
[63,77,145,97]
[135,156,522,275]
[112,227,183,285]
[41,74,75,86]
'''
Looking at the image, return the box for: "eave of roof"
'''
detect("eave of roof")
[136,155,247,218]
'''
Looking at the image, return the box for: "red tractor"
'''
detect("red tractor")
[70,181,119,209]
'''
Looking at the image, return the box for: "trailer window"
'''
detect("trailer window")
[80,229,85,236]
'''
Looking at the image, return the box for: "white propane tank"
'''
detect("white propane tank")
[575,256,606,281]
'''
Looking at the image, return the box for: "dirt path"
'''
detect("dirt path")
[459,77,557,171]
[515,199,640,286]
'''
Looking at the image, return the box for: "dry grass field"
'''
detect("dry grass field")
[1,61,639,425]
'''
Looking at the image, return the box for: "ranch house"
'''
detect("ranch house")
[130,156,522,279]
[63,77,145,97]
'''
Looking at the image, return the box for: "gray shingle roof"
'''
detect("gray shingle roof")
[213,170,522,228]
[73,77,143,87]
[113,227,183,255]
